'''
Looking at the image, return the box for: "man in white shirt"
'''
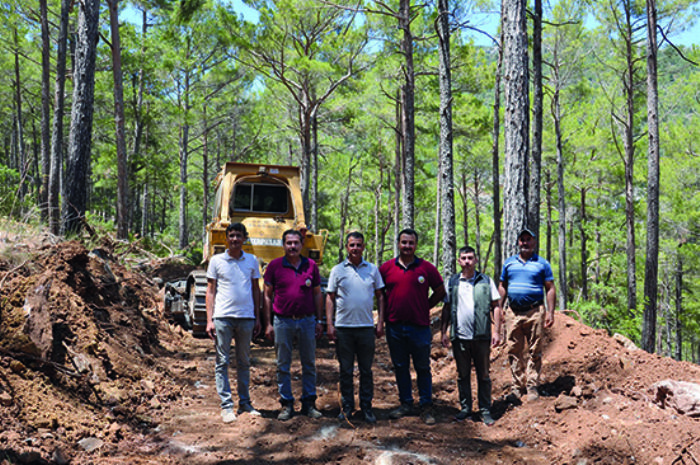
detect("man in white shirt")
[440,246,502,425]
[206,222,261,423]
[326,232,385,424]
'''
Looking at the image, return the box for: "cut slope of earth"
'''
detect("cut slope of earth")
[1,238,699,464]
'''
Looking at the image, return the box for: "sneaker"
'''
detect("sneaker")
[420,405,436,425]
[389,403,413,419]
[221,408,237,423]
[455,408,471,421]
[527,387,540,401]
[481,410,495,426]
[238,404,262,417]
[302,405,322,419]
[277,405,294,421]
[361,408,377,424]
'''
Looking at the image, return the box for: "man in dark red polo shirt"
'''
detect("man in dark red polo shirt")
[263,229,324,421]
[379,228,445,424]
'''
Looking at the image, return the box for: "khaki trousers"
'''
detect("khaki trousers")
[505,305,545,390]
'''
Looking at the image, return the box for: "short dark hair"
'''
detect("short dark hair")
[282,229,303,243]
[458,245,476,256]
[346,231,365,243]
[397,228,418,243]
[226,222,248,239]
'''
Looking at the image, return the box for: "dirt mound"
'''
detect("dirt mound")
[2,240,700,464]
[0,240,189,463]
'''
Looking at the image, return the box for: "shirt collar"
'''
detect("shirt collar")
[394,256,421,270]
[282,255,308,269]
[343,257,367,268]
[225,250,246,261]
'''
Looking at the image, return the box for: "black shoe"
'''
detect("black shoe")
[277,405,294,421]
[337,409,352,421]
[389,403,413,419]
[420,405,436,425]
[455,408,471,421]
[481,410,495,426]
[301,404,322,419]
[362,408,377,424]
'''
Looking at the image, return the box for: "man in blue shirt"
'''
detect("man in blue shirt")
[498,229,556,402]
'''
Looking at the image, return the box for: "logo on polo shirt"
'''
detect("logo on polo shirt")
[305,278,312,287]
[418,276,425,284]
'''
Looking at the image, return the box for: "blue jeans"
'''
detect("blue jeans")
[336,327,375,411]
[274,315,317,406]
[214,318,255,410]
[386,323,433,406]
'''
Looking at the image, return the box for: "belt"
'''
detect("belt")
[509,302,543,313]
[275,313,314,320]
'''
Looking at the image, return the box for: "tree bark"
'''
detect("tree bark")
[502,0,530,257]
[675,249,683,361]
[528,0,543,241]
[552,55,567,311]
[40,0,51,220]
[491,19,504,279]
[49,0,71,235]
[108,0,129,240]
[641,0,660,353]
[436,0,455,276]
[62,0,101,235]
[13,28,27,205]
[399,0,415,229]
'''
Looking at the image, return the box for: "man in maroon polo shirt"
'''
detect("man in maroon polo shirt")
[263,229,324,421]
[379,228,445,424]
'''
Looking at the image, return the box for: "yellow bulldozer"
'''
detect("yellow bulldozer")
[165,162,328,337]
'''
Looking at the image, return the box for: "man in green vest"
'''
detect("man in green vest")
[440,246,503,425]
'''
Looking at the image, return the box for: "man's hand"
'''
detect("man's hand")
[315,322,323,339]
[375,321,385,339]
[491,332,502,347]
[326,323,336,341]
[441,332,450,349]
[265,324,275,341]
[253,320,261,339]
[206,320,216,341]
[544,310,555,328]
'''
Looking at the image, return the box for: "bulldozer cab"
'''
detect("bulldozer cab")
[204,162,327,270]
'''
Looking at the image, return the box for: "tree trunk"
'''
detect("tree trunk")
[502,0,530,257]
[580,188,588,301]
[202,103,209,238]
[179,122,190,249]
[675,249,683,361]
[436,0,455,276]
[528,0,543,241]
[311,112,319,231]
[62,0,101,235]
[433,163,441,266]
[49,0,71,235]
[641,0,660,353]
[14,28,27,205]
[393,88,402,256]
[108,0,129,240]
[399,0,415,229]
[622,1,637,314]
[473,169,482,265]
[552,64,567,311]
[491,20,504,279]
[545,168,553,262]
[40,0,51,220]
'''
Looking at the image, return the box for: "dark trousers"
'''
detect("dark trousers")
[336,327,375,411]
[453,338,492,412]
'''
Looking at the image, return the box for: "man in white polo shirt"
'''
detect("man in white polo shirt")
[206,222,262,423]
[325,231,385,424]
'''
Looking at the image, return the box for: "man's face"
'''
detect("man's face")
[283,234,302,259]
[227,230,245,252]
[518,233,536,256]
[346,237,365,261]
[457,252,477,273]
[398,233,417,257]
